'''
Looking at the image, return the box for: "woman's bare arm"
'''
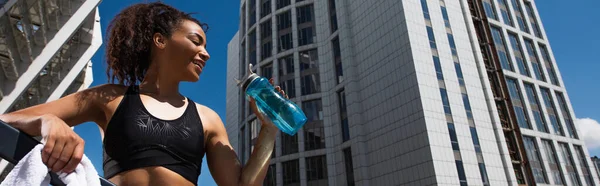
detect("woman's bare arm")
[0,84,125,135]
[199,103,277,186]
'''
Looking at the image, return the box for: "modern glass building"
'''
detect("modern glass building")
[0,0,102,181]
[226,0,598,185]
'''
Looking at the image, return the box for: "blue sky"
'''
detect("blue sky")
[71,1,599,185]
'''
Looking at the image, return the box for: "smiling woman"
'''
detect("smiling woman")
[0,2,283,186]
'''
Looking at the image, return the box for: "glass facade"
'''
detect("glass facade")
[303,99,325,151]
[556,92,577,139]
[542,140,564,185]
[306,155,328,186]
[297,5,315,46]
[522,136,548,183]
[490,26,514,71]
[508,33,530,76]
[328,0,338,33]
[332,37,343,84]
[343,148,355,186]
[524,2,542,38]
[575,145,595,186]
[541,88,563,136]
[559,143,581,186]
[506,78,531,129]
[524,39,545,82]
[539,44,560,86]
[497,0,513,26]
[282,159,300,186]
[278,55,295,99]
[338,89,349,142]
[260,20,272,61]
[524,83,547,132]
[510,0,529,33]
[299,49,320,95]
[277,11,292,52]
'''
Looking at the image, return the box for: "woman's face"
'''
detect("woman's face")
[156,20,210,82]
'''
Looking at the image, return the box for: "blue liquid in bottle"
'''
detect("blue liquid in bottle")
[237,64,307,135]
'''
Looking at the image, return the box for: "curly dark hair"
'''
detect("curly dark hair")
[105,2,209,85]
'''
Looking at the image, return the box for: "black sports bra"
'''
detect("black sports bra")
[102,85,205,185]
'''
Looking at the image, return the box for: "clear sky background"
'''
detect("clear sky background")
[71,1,599,185]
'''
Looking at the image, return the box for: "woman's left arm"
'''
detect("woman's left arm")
[200,99,278,186]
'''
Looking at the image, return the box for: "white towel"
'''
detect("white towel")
[0,144,100,186]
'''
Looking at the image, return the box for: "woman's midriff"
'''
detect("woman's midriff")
[108,166,194,186]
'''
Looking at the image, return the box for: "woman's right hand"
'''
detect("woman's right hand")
[39,114,85,173]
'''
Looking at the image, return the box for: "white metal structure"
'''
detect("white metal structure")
[0,0,102,181]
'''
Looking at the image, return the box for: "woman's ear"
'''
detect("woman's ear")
[153,33,167,49]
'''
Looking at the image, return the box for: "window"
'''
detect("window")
[260,0,271,18]
[524,84,548,132]
[297,5,313,24]
[262,63,273,80]
[448,123,459,150]
[249,30,257,66]
[490,27,513,71]
[240,126,246,164]
[261,42,272,61]
[282,159,300,186]
[447,34,456,54]
[250,119,260,153]
[241,42,246,74]
[343,148,355,186]
[478,163,490,186]
[497,0,513,26]
[559,143,581,186]
[279,55,295,98]
[426,26,437,49]
[524,2,542,38]
[276,0,290,10]
[328,0,338,33]
[332,37,343,84]
[482,0,497,20]
[522,136,548,183]
[241,4,247,35]
[264,164,277,186]
[421,0,430,20]
[541,88,563,136]
[524,39,545,82]
[300,49,320,95]
[556,92,577,139]
[456,160,467,185]
[510,0,529,33]
[470,127,481,152]
[298,27,314,46]
[249,0,257,27]
[298,30,315,48]
[306,155,328,186]
[279,33,293,52]
[277,11,292,30]
[542,140,564,185]
[440,5,450,28]
[508,33,530,76]
[433,57,443,80]
[297,5,315,46]
[281,133,298,155]
[277,11,293,52]
[575,146,595,186]
[440,89,452,115]
[303,99,325,151]
[539,44,559,86]
[260,20,272,60]
[506,78,530,129]
[338,89,349,142]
